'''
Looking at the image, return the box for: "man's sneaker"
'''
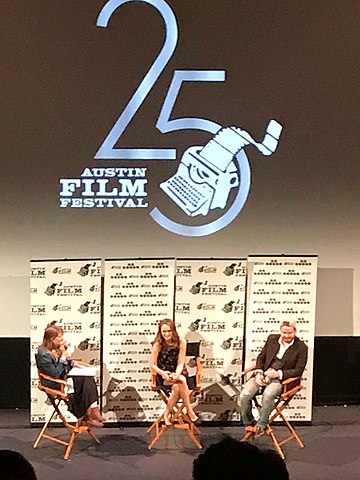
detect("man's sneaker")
[254,425,267,439]
[245,425,257,434]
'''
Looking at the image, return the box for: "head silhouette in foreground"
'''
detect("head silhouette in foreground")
[0,450,38,480]
[193,437,289,480]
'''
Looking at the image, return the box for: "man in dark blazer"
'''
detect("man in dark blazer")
[240,320,308,438]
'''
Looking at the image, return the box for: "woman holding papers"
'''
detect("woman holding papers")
[36,322,104,427]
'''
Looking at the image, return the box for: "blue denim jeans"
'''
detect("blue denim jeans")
[240,377,282,428]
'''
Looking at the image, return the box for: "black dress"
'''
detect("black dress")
[68,376,98,418]
[156,345,189,391]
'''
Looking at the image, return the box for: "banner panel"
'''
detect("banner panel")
[246,255,318,422]
[30,259,102,423]
[102,258,175,422]
[175,259,247,422]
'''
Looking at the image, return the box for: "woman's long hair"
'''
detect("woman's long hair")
[42,322,64,358]
[154,318,180,349]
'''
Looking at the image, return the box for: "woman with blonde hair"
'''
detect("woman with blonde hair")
[36,322,104,427]
[150,318,198,425]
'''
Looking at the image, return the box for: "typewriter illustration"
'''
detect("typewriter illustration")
[160,120,282,217]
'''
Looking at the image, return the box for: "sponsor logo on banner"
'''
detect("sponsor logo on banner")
[31,267,46,278]
[77,263,101,277]
[31,305,46,316]
[62,322,82,333]
[197,303,216,311]
[175,303,191,314]
[198,265,217,274]
[200,282,228,295]
[45,283,83,296]
[52,266,72,275]
[53,304,72,312]
[176,266,192,277]
[203,358,225,368]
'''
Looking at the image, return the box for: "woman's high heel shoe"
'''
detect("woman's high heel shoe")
[163,411,172,426]
[188,410,198,423]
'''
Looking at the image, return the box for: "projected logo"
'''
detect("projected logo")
[59,0,282,237]
[158,123,281,223]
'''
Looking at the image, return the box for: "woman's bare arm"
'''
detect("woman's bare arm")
[173,338,186,379]
[150,341,169,380]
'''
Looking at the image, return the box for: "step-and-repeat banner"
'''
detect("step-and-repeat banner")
[30,255,317,424]
[245,255,318,422]
[30,259,102,423]
[102,258,175,422]
[174,259,247,422]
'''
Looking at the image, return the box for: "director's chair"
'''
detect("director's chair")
[33,369,100,460]
[241,365,305,459]
[147,342,203,449]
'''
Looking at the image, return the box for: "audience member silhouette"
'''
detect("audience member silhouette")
[193,437,289,480]
[0,450,38,480]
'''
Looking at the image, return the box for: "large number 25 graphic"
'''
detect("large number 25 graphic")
[96,0,279,237]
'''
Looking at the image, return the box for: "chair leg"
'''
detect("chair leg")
[87,429,101,444]
[148,408,202,449]
[147,413,164,433]
[285,422,304,448]
[34,401,100,459]
[267,426,285,460]
[148,389,202,449]
[241,432,253,442]
[275,409,305,448]
[64,418,101,460]
[241,425,257,442]
[33,407,57,449]
[185,428,202,449]
[270,401,305,449]
[192,422,201,435]
[240,389,304,457]
[148,424,169,450]
[64,430,77,460]
[174,406,202,448]
[179,410,201,435]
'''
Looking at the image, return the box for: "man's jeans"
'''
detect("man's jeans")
[240,377,282,428]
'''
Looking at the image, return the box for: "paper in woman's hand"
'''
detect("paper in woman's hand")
[68,365,99,377]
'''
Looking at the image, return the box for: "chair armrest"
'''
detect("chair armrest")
[150,373,158,391]
[241,365,257,382]
[39,372,68,386]
[282,376,301,385]
[38,371,68,397]
[241,365,256,375]
[281,376,302,396]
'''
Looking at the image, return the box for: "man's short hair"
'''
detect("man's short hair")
[280,320,297,330]
[193,437,289,480]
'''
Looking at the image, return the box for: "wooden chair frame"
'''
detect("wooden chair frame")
[241,366,305,459]
[33,371,100,460]
[147,354,203,450]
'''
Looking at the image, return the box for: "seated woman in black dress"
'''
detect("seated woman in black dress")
[150,318,198,426]
[36,322,104,428]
